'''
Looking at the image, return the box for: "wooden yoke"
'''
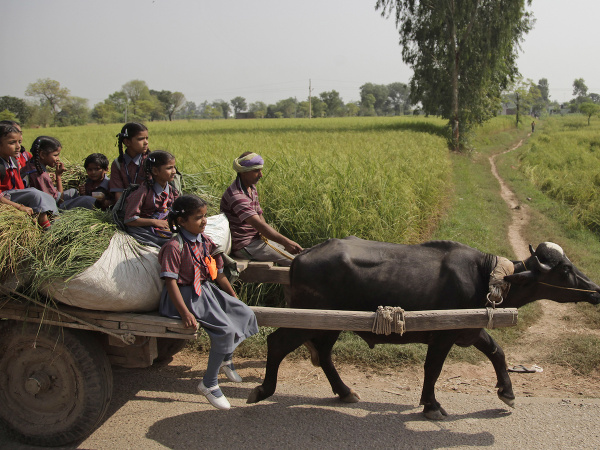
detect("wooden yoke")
[234,259,290,285]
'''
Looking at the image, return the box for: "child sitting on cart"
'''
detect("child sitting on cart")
[158,195,258,410]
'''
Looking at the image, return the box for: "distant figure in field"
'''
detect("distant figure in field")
[220,152,303,266]
[531,121,535,133]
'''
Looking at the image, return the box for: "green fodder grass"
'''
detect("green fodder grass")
[29,208,117,291]
[0,205,42,282]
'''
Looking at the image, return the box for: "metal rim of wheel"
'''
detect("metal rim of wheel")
[0,321,113,447]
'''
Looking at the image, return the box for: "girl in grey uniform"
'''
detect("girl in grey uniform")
[158,195,258,410]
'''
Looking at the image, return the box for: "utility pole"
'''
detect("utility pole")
[308,79,313,119]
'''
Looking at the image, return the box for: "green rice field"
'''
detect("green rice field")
[33,117,451,247]
[514,115,600,235]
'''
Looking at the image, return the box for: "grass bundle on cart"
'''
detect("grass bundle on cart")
[0,168,220,312]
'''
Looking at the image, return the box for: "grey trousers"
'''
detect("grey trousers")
[233,238,294,267]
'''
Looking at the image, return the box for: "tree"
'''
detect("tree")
[26,100,52,128]
[268,98,298,118]
[176,101,199,120]
[579,102,600,126]
[376,0,534,150]
[204,104,223,120]
[590,93,600,104]
[537,78,550,102]
[573,78,588,98]
[359,93,376,116]
[151,90,186,121]
[25,78,70,126]
[503,78,539,126]
[230,97,247,116]
[0,96,30,123]
[210,100,230,119]
[92,102,120,124]
[92,91,127,124]
[249,101,267,119]
[359,83,389,115]
[345,102,360,117]
[386,82,411,115]
[121,79,153,119]
[319,90,344,117]
[0,109,17,121]
[57,96,89,126]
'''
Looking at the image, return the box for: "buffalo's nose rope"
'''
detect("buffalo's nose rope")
[372,306,406,335]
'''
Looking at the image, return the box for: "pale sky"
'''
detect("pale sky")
[2,0,599,108]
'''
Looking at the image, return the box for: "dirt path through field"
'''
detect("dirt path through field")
[489,137,531,260]
[487,133,600,382]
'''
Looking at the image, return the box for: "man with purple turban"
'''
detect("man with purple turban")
[220,152,303,266]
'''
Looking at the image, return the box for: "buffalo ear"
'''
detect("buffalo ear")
[504,271,536,285]
[529,244,536,256]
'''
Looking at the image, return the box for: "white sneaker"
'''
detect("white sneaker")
[197,381,231,410]
[220,360,243,383]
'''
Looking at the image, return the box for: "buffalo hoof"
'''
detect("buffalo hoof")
[339,389,361,403]
[497,389,516,408]
[423,406,448,421]
[247,386,270,404]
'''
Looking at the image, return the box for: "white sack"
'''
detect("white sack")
[46,232,163,312]
[204,213,232,255]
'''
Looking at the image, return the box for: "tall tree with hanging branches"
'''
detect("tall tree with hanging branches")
[375,0,534,150]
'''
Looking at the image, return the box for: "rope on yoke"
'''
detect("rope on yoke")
[260,235,294,261]
[372,306,406,336]
[487,256,514,308]
[486,256,515,328]
[486,307,495,329]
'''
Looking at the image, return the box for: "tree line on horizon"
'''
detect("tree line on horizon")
[0,78,415,128]
[2,75,597,130]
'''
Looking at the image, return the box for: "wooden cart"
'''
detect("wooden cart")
[0,260,517,447]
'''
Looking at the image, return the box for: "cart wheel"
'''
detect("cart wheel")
[0,320,113,447]
[154,337,188,364]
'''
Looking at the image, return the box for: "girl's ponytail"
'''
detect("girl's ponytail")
[167,207,180,232]
[30,136,61,175]
[168,195,208,233]
[143,150,175,188]
[116,122,148,162]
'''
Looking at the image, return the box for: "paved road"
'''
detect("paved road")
[1,357,598,449]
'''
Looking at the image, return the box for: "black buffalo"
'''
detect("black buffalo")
[247,237,600,419]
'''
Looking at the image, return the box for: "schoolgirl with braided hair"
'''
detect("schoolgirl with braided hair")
[108,122,150,201]
[0,124,57,229]
[21,136,97,210]
[159,194,258,410]
[122,150,179,248]
[0,120,31,167]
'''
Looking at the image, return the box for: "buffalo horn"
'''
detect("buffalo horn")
[532,256,552,273]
